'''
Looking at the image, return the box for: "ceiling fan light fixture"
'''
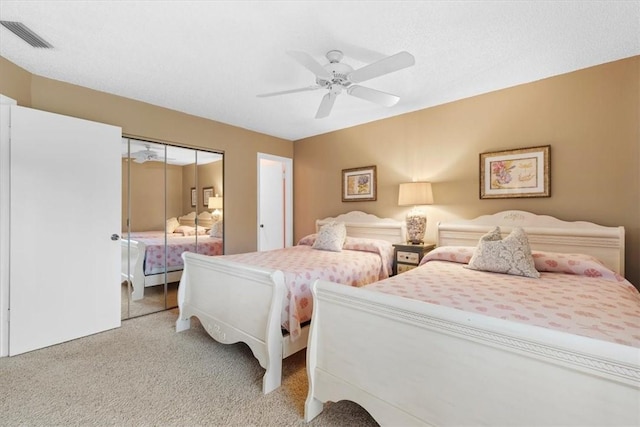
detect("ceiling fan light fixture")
[257,48,415,119]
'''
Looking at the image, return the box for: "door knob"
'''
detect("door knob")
[111,234,120,241]
[260,224,264,228]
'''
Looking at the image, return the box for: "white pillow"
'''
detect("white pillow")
[209,220,223,238]
[166,217,180,233]
[466,226,540,278]
[174,225,196,236]
[312,222,347,252]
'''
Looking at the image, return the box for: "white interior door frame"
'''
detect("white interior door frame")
[0,94,17,357]
[257,153,293,250]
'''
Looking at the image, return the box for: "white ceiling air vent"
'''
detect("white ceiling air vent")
[0,21,53,48]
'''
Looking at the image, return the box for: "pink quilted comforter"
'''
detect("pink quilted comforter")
[367,246,640,348]
[127,231,223,275]
[222,236,394,340]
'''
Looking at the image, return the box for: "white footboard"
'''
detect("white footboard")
[305,280,640,426]
[176,251,287,394]
[121,239,145,300]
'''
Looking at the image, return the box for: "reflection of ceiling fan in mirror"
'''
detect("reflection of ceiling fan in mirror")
[129,144,172,164]
[257,49,415,119]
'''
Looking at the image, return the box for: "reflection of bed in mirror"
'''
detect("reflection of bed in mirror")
[122,211,223,301]
[305,211,639,427]
[176,211,406,394]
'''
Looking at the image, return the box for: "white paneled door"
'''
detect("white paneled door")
[257,154,292,252]
[8,106,121,355]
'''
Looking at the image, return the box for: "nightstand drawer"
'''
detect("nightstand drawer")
[392,243,435,276]
[397,251,419,264]
[397,263,416,274]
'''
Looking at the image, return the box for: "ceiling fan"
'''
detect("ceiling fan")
[257,49,415,119]
[129,144,167,164]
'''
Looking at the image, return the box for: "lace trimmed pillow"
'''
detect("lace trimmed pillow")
[312,221,347,252]
[466,226,540,278]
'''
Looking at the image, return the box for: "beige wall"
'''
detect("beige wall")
[1,56,292,254]
[121,155,223,231]
[3,55,638,285]
[121,160,184,231]
[181,159,224,214]
[294,56,640,287]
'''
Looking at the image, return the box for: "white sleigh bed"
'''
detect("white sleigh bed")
[305,211,640,426]
[175,211,406,394]
[122,211,222,300]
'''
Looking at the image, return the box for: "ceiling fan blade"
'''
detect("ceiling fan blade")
[348,51,415,84]
[257,85,321,98]
[347,85,400,107]
[287,51,332,80]
[315,92,337,119]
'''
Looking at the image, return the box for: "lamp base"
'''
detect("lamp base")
[406,210,427,245]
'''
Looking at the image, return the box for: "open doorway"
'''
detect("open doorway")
[257,153,292,251]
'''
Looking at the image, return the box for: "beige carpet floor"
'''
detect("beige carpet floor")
[0,308,378,426]
[121,282,179,319]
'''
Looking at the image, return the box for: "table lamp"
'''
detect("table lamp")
[398,182,433,244]
[208,196,223,221]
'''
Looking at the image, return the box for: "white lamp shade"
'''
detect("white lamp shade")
[398,182,433,206]
[208,196,223,209]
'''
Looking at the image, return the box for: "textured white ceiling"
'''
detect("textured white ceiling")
[1,1,638,141]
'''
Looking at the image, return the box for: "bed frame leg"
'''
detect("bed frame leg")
[130,279,144,301]
[262,359,282,394]
[175,317,191,332]
[304,396,323,422]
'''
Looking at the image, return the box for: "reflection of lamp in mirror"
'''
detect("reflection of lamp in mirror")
[398,182,433,244]
[208,195,223,221]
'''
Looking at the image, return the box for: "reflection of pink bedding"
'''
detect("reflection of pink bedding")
[367,247,640,347]
[127,231,223,275]
[223,238,393,340]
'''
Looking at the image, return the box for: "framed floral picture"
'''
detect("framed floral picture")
[190,187,197,207]
[480,145,550,199]
[342,165,377,202]
[203,187,214,207]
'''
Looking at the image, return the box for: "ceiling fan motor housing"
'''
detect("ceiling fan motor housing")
[316,62,353,88]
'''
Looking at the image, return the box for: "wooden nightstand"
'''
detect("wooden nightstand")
[393,242,436,275]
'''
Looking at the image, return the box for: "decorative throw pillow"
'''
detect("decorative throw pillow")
[209,220,223,238]
[467,226,540,278]
[166,217,180,233]
[312,222,347,252]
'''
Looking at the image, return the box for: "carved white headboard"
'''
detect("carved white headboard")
[437,210,625,275]
[316,211,406,244]
[178,211,216,228]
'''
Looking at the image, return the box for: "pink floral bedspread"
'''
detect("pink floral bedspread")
[222,237,394,340]
[127,231,223,275]
[367,246,640,348]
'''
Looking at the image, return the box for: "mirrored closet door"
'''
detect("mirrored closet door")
[121,138,224,319]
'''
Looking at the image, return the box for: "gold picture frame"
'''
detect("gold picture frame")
[190,187,197,207]
[342,165,377,202]
[480,145,550,199]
